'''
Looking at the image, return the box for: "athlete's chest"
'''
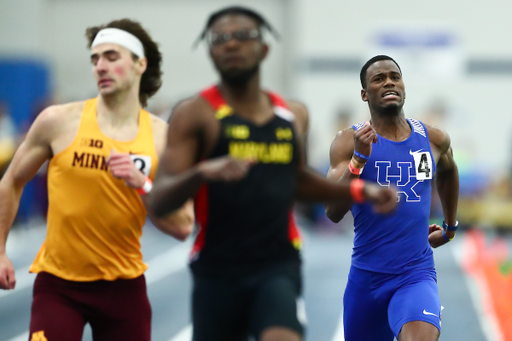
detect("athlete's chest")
[212,115,297,165]
[363,138,435,203]
[50,119,156,184]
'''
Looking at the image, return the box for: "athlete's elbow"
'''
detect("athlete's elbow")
[159,223,193,241]
[325,206,344,223]
[174,229,192,242]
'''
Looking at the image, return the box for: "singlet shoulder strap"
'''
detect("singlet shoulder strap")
[78,98,100,131]
[199,85,226,110]
[352,121,366,131]
[267,91,289,109]
[199,85,233,120]
[267,92,295,122]
[407,118,427,138]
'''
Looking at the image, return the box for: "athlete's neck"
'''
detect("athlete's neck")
[369,110,411,142]
[97,90,141,127]
[218,73,274,124]
[219,72,261,103]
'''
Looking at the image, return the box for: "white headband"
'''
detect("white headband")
[91,28,145,58]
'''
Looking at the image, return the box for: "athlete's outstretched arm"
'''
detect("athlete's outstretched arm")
[287,102,395,213]
[427,127,459,248]
[149,98,252,218]
[0,108,55,289]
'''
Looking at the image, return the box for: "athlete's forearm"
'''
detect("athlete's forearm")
[296,168,354,203]
[150,166,204,218]
[0,179,23,254]
[436,162,459,227]
[142,195,194,241]
[324,168,360,223]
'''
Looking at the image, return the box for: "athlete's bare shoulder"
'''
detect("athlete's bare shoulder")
[165,95,217,149]
[149,114,168,133]
[284,99,309,135]
[424,123,450,154]
[30,101,86,142]
[40,101,84,122]
[285,100,308,120]
[171,95,215,121]
[330,127,356,164]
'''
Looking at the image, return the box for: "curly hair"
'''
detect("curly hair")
[86,19,162,107]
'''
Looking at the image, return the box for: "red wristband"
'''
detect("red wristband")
[348,158,364,175]
[348,161,361,175]
[136,176,153,195]
[350,179,365,204]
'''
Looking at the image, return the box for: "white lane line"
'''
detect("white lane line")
[7,331,28,341]
[145,240,190,285]
[168,324,192,341]
[331,312,345,341]
[450,237,503,341]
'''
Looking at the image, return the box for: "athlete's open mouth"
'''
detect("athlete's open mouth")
[382,91,399,98]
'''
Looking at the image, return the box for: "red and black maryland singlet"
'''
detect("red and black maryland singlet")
[191,85,302,275]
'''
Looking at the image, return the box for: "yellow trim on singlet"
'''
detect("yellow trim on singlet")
[29,98,158,281]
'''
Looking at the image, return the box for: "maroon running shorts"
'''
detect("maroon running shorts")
[28,271,151,341]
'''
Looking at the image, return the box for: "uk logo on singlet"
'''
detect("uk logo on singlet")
[375,150,433,202]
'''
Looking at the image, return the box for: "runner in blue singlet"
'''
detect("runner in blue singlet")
[325,55,460,341]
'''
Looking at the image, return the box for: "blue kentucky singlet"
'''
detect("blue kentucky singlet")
[350,118,436,274]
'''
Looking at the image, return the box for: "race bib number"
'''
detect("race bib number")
[411,151,432,180]
[130,154,152,177]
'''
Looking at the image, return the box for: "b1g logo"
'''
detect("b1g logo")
[130,154,152,177]
[375,151,432,202]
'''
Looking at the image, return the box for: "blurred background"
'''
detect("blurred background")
[1,0,512,340]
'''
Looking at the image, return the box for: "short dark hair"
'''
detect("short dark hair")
[360,55,401,89]
[195,6,280,47]
[86,19,162,107]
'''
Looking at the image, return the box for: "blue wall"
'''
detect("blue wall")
[0,59,51,221]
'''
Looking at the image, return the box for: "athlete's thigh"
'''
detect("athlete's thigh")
[192,273,250,341]
[29,273,86,341]
[249,265,305,340]
[343,266,394,341]
[388,269,441,339]
[88,276,151,341]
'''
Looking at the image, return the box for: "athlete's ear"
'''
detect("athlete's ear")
[261,44,269,60]
[361,89,368,102]
[136,57,147,76]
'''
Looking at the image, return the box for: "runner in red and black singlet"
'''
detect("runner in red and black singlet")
[192,85,302,275]
[150,6,396,341]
